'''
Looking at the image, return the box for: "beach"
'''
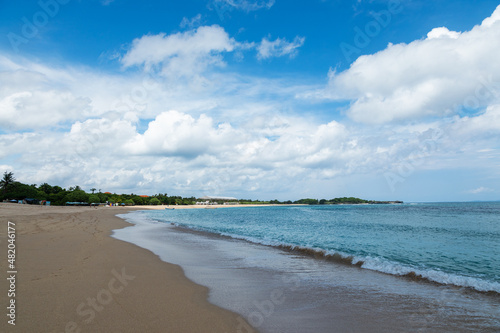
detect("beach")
[0,203,253,332]
[1,202,499,333]
[114,204,500,333]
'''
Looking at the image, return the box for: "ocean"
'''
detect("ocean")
[114,202,500,332]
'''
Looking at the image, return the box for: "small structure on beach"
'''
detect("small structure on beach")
[23,198,40,205]
[196,196,239,205]
[65,202,89,206]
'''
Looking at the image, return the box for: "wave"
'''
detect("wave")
[271,244,500,294]
[122,212,500,295]
[176,225,500,294]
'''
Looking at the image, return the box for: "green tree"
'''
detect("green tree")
[5,182,45,200]
[88,194,100,204]
[39,183,53,194]
[65,190,89,203]
[124,199,135,206]
[0,171,15,198]
[149,198,161,205]
[90,188,97,194]
[295,198,319,205]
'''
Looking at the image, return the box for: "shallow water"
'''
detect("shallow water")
[114,205,500,332]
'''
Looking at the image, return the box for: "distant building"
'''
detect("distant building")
[196,196,239,205]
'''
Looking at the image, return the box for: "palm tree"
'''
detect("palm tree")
[90,188,97,194]
[0,171,15,197]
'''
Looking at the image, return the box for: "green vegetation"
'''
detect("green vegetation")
[0,172,198,206]
[149,198,161,205]
[0,171,402,206]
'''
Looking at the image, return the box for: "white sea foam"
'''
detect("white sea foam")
[122,204,500,293]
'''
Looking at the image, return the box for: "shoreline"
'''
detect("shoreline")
[0,203,255,332]
[113,206,500,332]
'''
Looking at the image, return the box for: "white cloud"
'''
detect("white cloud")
[180,14,203,29]
[427,27,461,39]
[213,0,275,12]
[126,110,239,157]
[1,8,500,201]
[325,4,500,123]
[257,36,305,60]
[468,187,494,194]
[0,69,91,130]
[121,25,236,78]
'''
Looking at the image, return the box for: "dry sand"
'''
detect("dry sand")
[0,203,255,332]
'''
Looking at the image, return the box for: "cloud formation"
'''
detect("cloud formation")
[257,36,305,60]
[326,5,500,123]
[180,14,203,29]
[1,7,499,201]
[121,25,236,78]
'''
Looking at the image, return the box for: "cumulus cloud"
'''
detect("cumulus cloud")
[0,68,92,130]
[325,4,500,123]
[257,36,305,60]
[427,27,461,39]
[121,25,236,78]
[126,110,239,157]
[1,9,499,200]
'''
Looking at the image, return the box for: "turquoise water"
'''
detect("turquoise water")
[142,202,500,293]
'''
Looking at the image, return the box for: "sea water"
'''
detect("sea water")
[114,202,500,332]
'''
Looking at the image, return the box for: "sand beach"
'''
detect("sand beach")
[0,203,254,332]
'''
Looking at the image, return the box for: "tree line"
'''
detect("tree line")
[0,172,195,206]
[1,172,402,206]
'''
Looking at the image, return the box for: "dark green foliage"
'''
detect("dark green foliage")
[295,198,319,205]
[88,194,100,204]
[64,190,89,203]
[124,199,135,206]
[4,182,46,201]
[1,172,402,207]
[149,198,161,205]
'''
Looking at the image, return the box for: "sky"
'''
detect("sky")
[0,0,500,202]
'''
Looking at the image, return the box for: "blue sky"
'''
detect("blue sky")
[1,0,500,202]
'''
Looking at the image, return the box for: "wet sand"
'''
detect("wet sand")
[0,203,254,332]
[114,209,500,333]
